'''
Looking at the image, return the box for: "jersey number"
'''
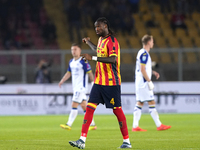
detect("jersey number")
[110,98,115,105]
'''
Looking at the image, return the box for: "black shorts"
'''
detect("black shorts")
[89,84,121,108]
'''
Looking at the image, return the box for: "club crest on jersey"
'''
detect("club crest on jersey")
[83,119,87,124]
[101,43,105,48]
[142,56,146,61]
[119,121,123,128]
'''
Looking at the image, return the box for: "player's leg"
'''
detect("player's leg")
[60,91,82,130]
[69,102,97,149]
[148,100,171,131]
[80,100,97,130]
[132,87,147,131]
[132,101,147,131]
[113,107,132,148]
[102,85,131,148]
[69,84,103,149]
[60,101,79,130]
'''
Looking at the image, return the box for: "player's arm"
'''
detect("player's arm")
[88,71,94,83]
[152,70,160,79]
[82,37,97,52]
[59,71,71,88]
[141,65,151,82]
[141,65,154,90]
[81,54,116,64]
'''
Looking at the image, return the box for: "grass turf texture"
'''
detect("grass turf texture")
[0,114,200,150]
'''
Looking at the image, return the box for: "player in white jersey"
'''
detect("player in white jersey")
[132,35,171,131]
[59,43,96,131]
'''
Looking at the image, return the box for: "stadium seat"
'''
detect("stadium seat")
[184,19,197,29]
[175,28,187,39]
[154,36,167,48]
[150,52,159,62]
[137,29,148,39]
[142,13,152,22]
[0,56,9,64]
[162,29,174,38]
[127,36,141,49]
[27,55,37,65]
[116,34,128,49]
[167,36,180,48]
[159,52,172,64]
[188,29,200,38]
[121,53,134,64]
[193,37,200,47]
[159,21,170,29]
[153,13,165,21]
[180,37,194,48]
[149,28,162,37]
[135,21,146,30]
[186,52,197,64]
[12,55,21,64]
[192,12,200,21]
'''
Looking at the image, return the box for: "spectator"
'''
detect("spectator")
[14,29,31,49]
[170,11,187,32]
[128,0,140,13]
[42,19,57,45]
[66,1,82,44]
[159,0,171,13]
[35,59,52,83]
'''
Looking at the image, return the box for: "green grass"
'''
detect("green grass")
[0,114,200,150]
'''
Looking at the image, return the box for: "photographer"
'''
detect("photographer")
[35,59,51,83]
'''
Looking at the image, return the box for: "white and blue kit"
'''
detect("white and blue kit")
[67,57,92,103]
[135,48,154,102]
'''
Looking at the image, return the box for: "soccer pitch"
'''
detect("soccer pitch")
[0,114,200,150]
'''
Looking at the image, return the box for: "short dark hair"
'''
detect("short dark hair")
[71,43,81,48]
[95,17,114,35]
[141,34,153,45]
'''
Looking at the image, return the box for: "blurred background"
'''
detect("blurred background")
[0,0,200,84]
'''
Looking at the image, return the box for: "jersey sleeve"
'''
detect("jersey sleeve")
[80,60,92,73]
[67,59,72,72]
[140,52,148,65]
[107,36,118,57]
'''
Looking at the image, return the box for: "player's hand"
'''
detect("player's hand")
[91,81,94,87]
[81,54,92,61]
[58,82,62,88]
[82,37,90,44]
[148,81,154,90]
[153,71,160,80]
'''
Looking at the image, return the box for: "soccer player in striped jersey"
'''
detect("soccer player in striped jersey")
[59,43,96,131]
[132,34,171,132]
[69,17,131,149]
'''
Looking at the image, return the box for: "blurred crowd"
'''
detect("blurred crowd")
[0,0,200,50]
[0,0,56,50]
[64,0,200,42]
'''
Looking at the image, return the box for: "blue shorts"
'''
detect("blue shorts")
[88,84,121,108]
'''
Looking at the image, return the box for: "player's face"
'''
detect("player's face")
[149,38,154,48]
[71,46,81,58]
[94,21,106,37]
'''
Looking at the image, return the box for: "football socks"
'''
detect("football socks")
[149,105,162,127]
[67,107,78,126]
[133,105,142,128]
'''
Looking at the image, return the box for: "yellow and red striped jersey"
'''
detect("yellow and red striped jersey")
[94,34,121,86]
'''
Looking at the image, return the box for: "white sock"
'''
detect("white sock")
[149,105,162,127]
[133,105,142,128]
[67,108,78,126]
[84,111,95,126]
[80,136,86,143]
[123,138,130,144]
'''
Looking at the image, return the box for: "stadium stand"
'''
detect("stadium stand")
[0,0,200,82]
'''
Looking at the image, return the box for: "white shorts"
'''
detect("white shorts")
[72,91,87,103]
[136,84,154,102]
